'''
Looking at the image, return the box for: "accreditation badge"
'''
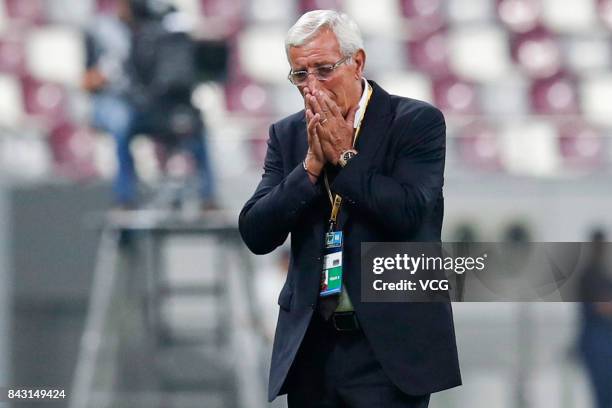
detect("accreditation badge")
[320,230,343,296]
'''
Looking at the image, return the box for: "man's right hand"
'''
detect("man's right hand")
[304,87,325,183]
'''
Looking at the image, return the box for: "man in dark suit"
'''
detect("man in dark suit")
[239,10,461,407]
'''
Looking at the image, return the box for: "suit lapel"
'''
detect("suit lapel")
[353,80,393,159]
[337,81,393,227]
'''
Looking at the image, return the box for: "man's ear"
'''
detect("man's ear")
[354,49,366,78]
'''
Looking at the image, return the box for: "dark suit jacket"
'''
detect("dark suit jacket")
[239,81,461,402]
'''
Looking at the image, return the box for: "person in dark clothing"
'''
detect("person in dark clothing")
[83,0,216,209]
[239,10,460,407]
[578,229,612,408]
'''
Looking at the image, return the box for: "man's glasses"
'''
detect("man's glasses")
[287,56,351,86]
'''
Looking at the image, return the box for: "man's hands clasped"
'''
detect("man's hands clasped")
[303,87,358,183]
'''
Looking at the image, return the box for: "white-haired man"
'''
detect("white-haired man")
[240,10,461,407]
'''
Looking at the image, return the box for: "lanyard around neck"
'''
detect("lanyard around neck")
[324,85,373,227]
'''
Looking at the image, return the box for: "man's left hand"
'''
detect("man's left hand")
[309,90,358,165]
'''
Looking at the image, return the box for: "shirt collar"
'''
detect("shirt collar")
[354,77,371,129]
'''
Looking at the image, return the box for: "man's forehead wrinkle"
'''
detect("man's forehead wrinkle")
[291,55,340,71]
[290,47,342,71]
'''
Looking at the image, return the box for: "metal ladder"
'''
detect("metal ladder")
[70,210,268,408]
